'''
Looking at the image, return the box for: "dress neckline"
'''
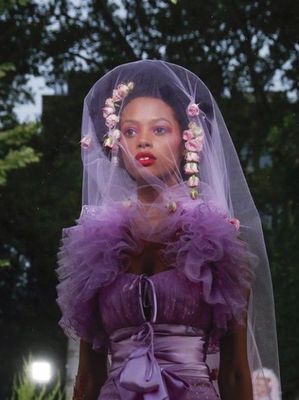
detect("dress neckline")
[123,268,175,279]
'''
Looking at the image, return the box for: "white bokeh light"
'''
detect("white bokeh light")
[30,360,52,383]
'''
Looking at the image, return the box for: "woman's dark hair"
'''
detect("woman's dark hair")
[89,60,212,144]
[121,82,189,132]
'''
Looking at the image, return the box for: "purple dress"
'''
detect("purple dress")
[56,201,251,399]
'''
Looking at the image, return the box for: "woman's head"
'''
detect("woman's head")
[83,60,216,203]
[89,60,212,146]
[89,62,212,191]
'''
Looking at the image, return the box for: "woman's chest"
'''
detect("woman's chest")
[128,241,167,276]
[98,270,213,335]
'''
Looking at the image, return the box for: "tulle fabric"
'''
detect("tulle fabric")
[56,196,253,352]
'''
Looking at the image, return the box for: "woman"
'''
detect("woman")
[56,60,280,399]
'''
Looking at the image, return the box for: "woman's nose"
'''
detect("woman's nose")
[137,140,151,149]
[137,128,152,148]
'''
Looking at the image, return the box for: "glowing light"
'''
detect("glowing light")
[30,360,52,383]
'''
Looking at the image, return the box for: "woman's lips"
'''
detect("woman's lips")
[135,151,157,167]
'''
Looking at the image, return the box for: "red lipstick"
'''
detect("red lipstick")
[135,151,157,167]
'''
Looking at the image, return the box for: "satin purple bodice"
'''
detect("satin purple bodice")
[98,269,213,337]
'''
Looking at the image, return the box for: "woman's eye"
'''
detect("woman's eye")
[123,128,136,137]
[153,126,168,135]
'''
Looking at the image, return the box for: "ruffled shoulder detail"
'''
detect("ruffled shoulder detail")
[56,204,141,350]
[163,201,254,351]
[56,200,254,352]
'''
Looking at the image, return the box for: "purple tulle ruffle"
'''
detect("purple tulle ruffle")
[162,202,252,348]
[56,201,252,351]
[56,204,142,350]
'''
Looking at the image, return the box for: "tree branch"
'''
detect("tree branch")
[97,0,138,61]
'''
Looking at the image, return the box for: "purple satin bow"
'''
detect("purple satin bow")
[116,323,189,400]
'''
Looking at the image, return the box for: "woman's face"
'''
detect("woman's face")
[119,97,184,184]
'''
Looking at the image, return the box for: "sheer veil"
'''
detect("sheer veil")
[63,60,280,397]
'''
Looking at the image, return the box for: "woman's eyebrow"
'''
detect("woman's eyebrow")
[121,119,139,124]
[121,118,172,124]
[150,118,172,124]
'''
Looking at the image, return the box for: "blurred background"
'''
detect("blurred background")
[0,0,298,399]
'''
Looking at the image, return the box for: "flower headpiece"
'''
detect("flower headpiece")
[102,82,134,165]
[81,81,134,162]
[81,88,204,201]
[184,102,204,200]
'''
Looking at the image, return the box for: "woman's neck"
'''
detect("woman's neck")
[137,186,160,204]
[136,174,179,204]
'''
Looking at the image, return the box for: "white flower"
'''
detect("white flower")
[187,175,199,187]
[105,97,114,108]
[105,114,119,129]
[186,152,200,162]
[116,83,130,98]
[112,129,121,140]
[188,122,203,137]
[102,106,115,118]
[127,81,134,90]
[184,162,199,174]
[112,89,122,102]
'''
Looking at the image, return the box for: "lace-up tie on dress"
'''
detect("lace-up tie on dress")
[108,275,211,400]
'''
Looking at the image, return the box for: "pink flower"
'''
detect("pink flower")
[182,129,194,141]
[105,114,119,129]
[80,135,92,149]
[228,218,240,230]
[187,175,199,187]
[105,97,114,107]
[185,137,204,152]
[102,106,115,119]
[112,89,122,102]
[184,162,199,174]
[186,151,200,162]
[187,103,200,117]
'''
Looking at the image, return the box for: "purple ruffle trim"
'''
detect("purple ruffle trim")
[56,201,253,352]
[162,202,252,349]
[56,204,142,350]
